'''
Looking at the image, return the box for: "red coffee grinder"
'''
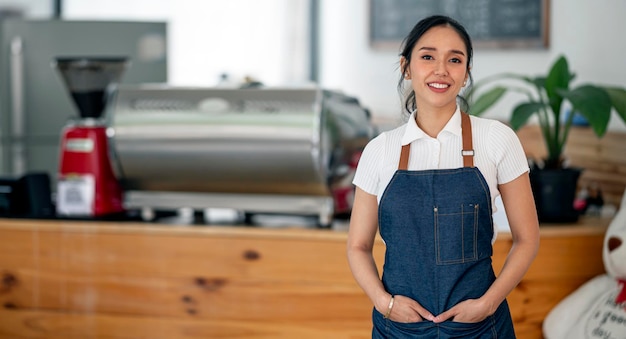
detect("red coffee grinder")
[53,57,128,217]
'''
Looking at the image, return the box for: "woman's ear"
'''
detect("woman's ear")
[400,56,409,79]
[463,66,471,85]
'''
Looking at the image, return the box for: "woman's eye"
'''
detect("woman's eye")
[450,58,462,63]
[421,55,433,60]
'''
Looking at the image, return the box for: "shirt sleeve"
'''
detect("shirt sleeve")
[352,132,386,195]
[488,121,530,185]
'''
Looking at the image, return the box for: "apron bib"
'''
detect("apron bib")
[372,113,515,338]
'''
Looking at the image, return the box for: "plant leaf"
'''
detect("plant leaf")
[469,86,507,116]
[532,76,546,90]
[604,86,626,124]
[510,102,545,130]
[561,85,612,137]
[544,56,571,120]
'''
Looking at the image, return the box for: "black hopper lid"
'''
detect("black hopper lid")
[52,57,129,119]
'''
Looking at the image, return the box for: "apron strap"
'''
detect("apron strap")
[399,144,410,170]
[461,112,474,168]
[397,112,474,170]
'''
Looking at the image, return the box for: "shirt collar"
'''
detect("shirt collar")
[401,106,462,145]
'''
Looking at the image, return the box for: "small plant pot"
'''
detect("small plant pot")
[530,167,582,223]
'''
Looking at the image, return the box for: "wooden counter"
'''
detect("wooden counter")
[0,217,610,338]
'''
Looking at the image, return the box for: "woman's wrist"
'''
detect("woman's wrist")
[479,292,502,316]
[383,295,395,318]
[375,292,393,314]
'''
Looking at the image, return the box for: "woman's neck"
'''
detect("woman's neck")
[415,105,457,138]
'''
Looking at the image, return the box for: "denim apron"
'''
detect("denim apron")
[372,113,515,338]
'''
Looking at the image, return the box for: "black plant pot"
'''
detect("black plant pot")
[529,167,582,223]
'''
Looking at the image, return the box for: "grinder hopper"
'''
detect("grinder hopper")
[52,57,129,119]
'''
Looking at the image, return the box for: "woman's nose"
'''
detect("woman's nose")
[434,61,448,76]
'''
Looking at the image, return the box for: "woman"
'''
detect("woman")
[347,15,540,338]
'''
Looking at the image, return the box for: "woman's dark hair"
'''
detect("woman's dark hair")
[397,15,473,118]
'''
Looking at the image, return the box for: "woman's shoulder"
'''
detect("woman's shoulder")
[381,122,407,139]
[468,114,508,128]
[469,114,528,164]
[358,123,406,166]
[366,122,406,147]
[468,115,518,139]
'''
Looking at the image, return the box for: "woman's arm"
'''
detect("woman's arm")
[346,187,390,314]
[482,171,540,312]
[348,187,436,322]
[434,171,540,322]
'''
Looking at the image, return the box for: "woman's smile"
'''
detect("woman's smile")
[428,82,451,91]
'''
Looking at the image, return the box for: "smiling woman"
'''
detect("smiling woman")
[346,15,540,338]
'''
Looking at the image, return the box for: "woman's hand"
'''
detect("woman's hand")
[432,298,494,323]
[384,295,435,323]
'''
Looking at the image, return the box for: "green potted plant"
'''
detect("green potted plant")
[467,55,626,222]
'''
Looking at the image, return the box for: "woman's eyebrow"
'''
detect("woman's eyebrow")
[418,46,466,56]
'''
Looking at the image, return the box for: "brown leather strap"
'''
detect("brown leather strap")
[399,144,410,170]
[461,112,474,168]
[398,112,474,169]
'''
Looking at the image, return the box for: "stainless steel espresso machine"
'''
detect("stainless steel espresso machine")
[107,85,375,226]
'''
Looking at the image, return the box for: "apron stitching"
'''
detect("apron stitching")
[474,204,479,258]
[434,206,439,264]
[461,203,465,263]
[471,170,493,214]
[490,314,498,338]
[470,169,495,239]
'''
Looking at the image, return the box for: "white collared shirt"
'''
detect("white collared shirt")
[353,107,529,215]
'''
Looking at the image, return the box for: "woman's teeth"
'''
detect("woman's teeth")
[429,83,449,89]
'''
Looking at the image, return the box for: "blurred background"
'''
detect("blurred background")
[0,0,624,229]
[3,0,624,129]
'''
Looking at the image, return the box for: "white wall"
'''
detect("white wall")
[64,0,311,87]
[319,0,626,132]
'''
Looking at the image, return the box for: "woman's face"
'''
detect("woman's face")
[404,25,469,113]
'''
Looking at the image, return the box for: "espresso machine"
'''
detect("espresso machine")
[53,57,128,217]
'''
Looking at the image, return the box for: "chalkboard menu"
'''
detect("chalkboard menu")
[370,0,549,49]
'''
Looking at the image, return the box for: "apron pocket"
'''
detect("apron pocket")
[438,317,496,338]
[434,203,479,265]
[388,318,437,335]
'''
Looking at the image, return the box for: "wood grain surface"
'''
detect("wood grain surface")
[517,125,626,207]
[0,217,609,338]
